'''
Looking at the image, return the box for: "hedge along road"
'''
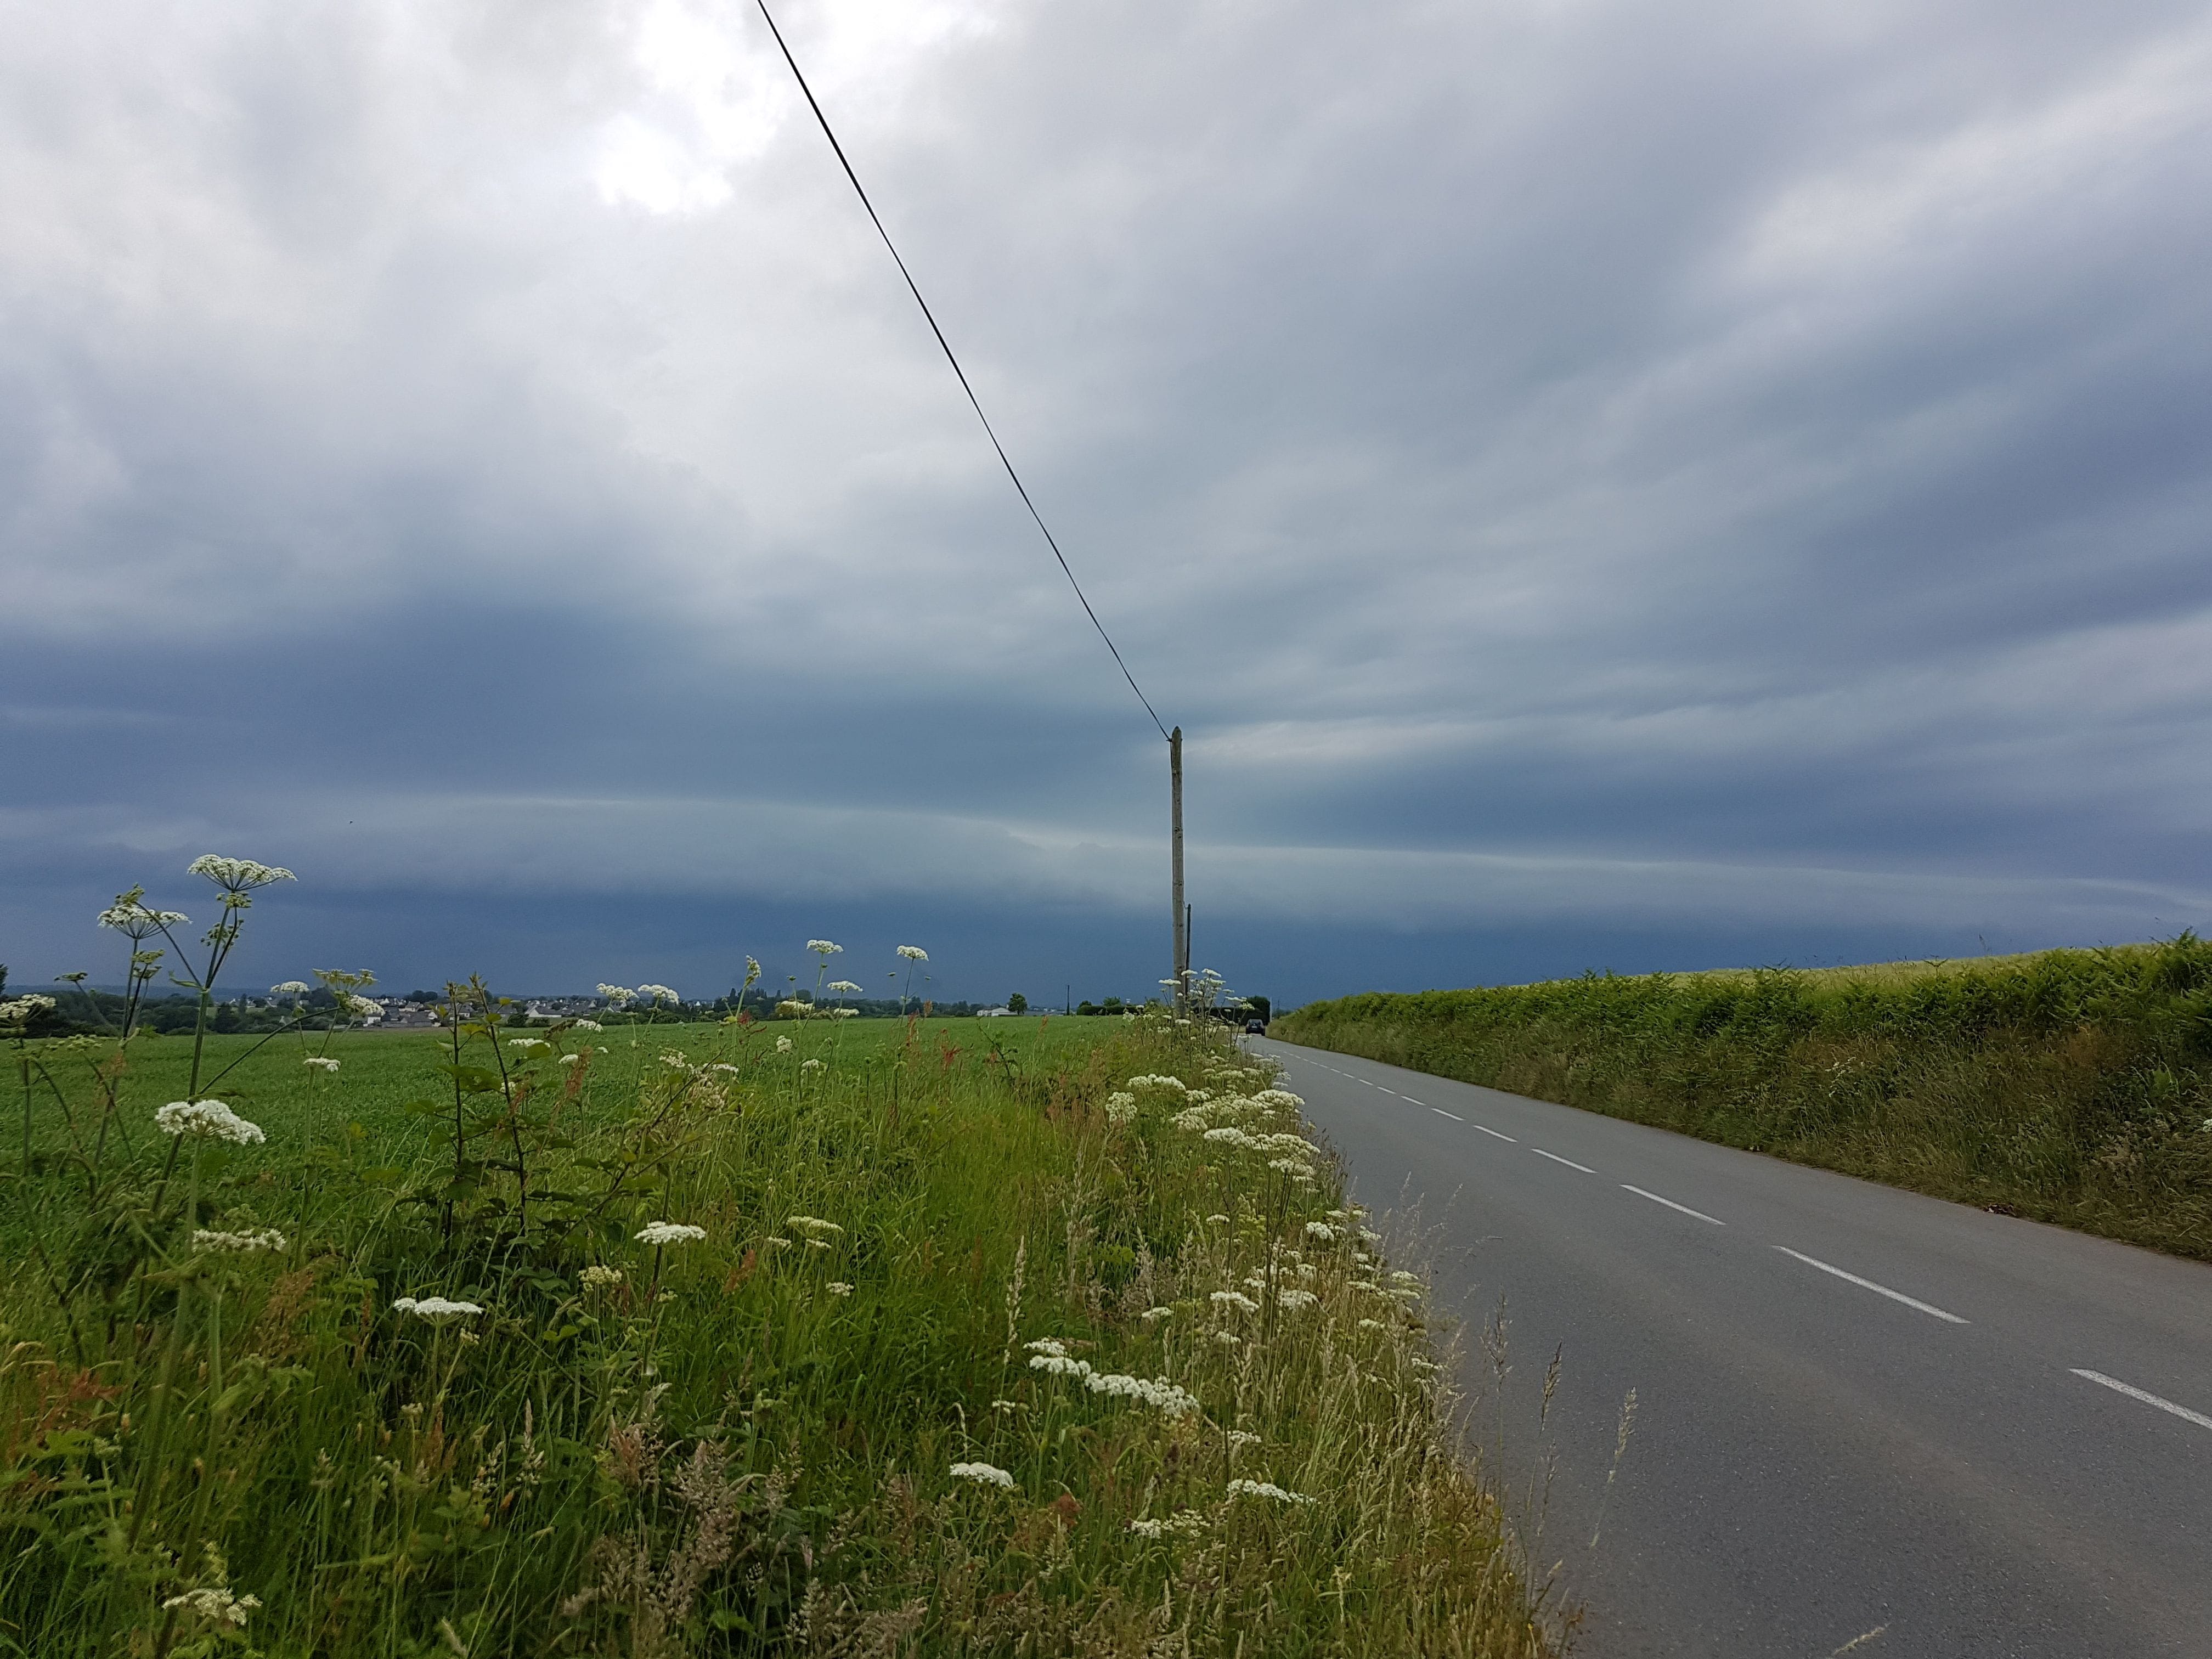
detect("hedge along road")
[1248,1036,2212,1658]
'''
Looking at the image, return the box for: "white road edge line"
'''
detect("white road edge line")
[1472,1124,1517,1143]
[1531,1148,1596,1173]
[1621,1184,1725,1226]
[1432,1108,1463,1121]
[2070,1369,2212,1432]
[1773,1246,1968,1324]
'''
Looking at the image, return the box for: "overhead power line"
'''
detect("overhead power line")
[751,0,1171,742]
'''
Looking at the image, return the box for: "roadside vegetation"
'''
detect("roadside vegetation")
[1276,939,2212,1261]
[1,859,1549,1657]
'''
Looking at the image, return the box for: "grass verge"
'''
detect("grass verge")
[1276,938,2212,1261]
[3,1010,1550,1657]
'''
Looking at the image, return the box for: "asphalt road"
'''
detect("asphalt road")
[1248,1037,2212,1659]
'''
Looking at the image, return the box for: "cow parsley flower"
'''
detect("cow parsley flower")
[800,1058,825,1073]
[392,1296,483,1323]
[950,1461,1013,1489]
[1210,1290,1259,1314]
[1277,1288,1320,1311]
[710,1063,740,1075]
[775,1036,794,1053]
[637,983,680,1005]
[573,1018,604,1031]
[826,1281,853,1296]
[192,1227,287,1253]
[1104,1091,1138,1125]
[636,1221,707,1246]
[509,1038,550,1053]
[101,901,190,935]
[827,980,861,994]
[1140,1306,1174,1323]
[187,855,295,893]
[155,1101,265,1144]
[1023,1342,1199,1416]
[302,1057,340,1072]
[1227,1430,1261,1451]
[597,985,636,1007]
[580,1265,624,1289]
[1227,1478,1312,1505]
[896,945,928,961]
[269,980,311,997]
[161,1586,261,1628]
[786,1215,844,1237]
[806,940,842,955]
[557,1053,584,1066]
[1304,1222,1338,1243]
[1128,1510,1209,1538]
[345,995,380,1019]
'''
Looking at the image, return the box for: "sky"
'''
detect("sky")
[5,0,2211,1010]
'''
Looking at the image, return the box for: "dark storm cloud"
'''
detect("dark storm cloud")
[4,0,2211,1001]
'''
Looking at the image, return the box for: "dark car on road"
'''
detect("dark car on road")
[1244,1017,1267,1034]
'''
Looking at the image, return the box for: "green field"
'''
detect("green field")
[2,1010,1550,1657]
[1276,938,2212,1260]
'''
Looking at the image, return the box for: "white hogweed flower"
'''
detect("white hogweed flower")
[508,1038,550,1053]
[827,980,861,994]
[1227,1479,1313,1505]
[950,1461,1014,1489]
[160,1587,261,1628]
[155,1101,265,1144]
[635,1221,707,1246]
[302,1057,340,1072]
[826,1281,853,1296]
[573,1018,604,1032]
[1304,1222,1338,1243]
[637,983,680,1005]
[800,1058,825,1073]
[1104,1092,1138,1125]
[192,1227,287,1253]
[1210,1290,1259,1314]
[806,940,843,955]
[775,1036,793,1053]
[101,901,189,934]
[187,855,295,893]
[391,1296,483,1322]
[896,945,928,961]
[597,985,636,1006]
[345,995,380,1019]
[270,980,311,997]
[580,1264,625,1288]
[786,1215,843,1237]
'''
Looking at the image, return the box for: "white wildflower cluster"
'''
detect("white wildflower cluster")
[950,1460,1013,1489]
[580,1265,625,1289]
[1139,1306,1175,1323]
[161,1585,261,1628]
[636,1221,707,1246]
[827,980,861,994]
[155,1100,265,1145]
[345,995,380,1020]
[800,1058,826,1073]
[1227,1478,1313,1505]
[302,1056,340,1072]
[509,1038,551,1053]
[1227,1429,1261,1452]
[775,1036,794,1053]
[709,1063,740,1076]
[392,1296,483,1323]
[1126,1074,1187,1093]
[269,980,311,997]
[187,855,295,893]
[786,1215,844,1238]
[1304,1221,1338,1243]
[597,984,635,1007]
[806,940,842,955]
[574,1018,605,1032]
[191,1227,287,1254]
[897,945,929,961]
[1276,1288,1320,1311]
[1210,1290,1259,1314]
[558,1053,585,1066]
[103,901,190,934]
[1128,1510,1209,1538]
[1,995,58,1025]
[656,1050,693,1070]
[1024,1338,1200,1417]
[1252,1090,1305,1110]
[636,983,680,1006]
[826,1281,854,1296]
[1103,1091,1138,1126]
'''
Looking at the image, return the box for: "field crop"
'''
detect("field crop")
[1276,938,2212,1261]
[2,1001,1550,1656]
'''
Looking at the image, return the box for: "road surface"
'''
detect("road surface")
[1250,1037,2212,1658]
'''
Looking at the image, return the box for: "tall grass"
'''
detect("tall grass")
[4,993,1548,1656]
[1277,938,2212,1261]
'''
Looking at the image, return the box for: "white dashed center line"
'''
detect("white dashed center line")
[1530,1148,1596,1173]
[1471,1123,1517,1143]
[2070,1370,2212,1432]
[1622,1184,1725,1226]
[1431,1107,1463,1121]
[1774,1246,1968,1324]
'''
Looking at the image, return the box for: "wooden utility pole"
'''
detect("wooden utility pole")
[1170,727,1187,1012]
